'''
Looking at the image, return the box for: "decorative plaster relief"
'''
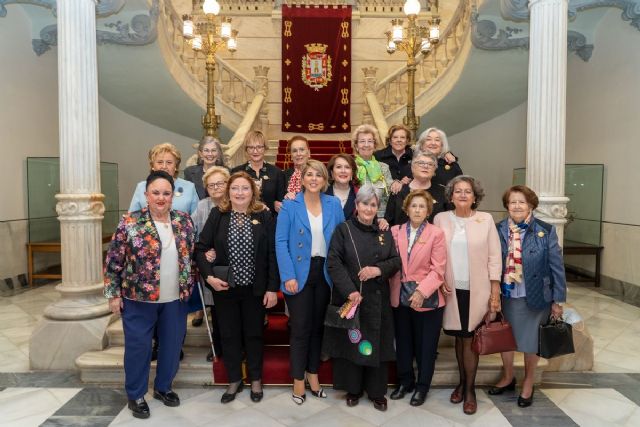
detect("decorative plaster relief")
[31,0,159,55]
[0,0,124,17]
[471,14,594,61]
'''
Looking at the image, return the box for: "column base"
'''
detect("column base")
[29,313,112,370]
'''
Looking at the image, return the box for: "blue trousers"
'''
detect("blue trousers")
[122,298,188,400]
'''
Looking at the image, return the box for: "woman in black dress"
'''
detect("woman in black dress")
[325,153,360,220]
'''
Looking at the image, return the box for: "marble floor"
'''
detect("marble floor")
[0,281,639,426]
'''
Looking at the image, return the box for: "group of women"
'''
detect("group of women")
[104,125,567,420]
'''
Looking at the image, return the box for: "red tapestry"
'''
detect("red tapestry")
[282,5,351,134]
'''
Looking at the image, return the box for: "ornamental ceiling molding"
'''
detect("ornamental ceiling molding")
[471,13,594,61]
[500,0,640,30]
[0,0,125,18]
[31,0,159,55]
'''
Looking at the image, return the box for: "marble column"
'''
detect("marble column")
[30,0,112,369]
[526,0,570,243]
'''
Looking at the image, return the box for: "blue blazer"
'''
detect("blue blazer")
[497,217,567,309]
[276,192,345,294]
[128,177,199,215]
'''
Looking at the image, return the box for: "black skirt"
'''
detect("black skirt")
[443,289,474,338]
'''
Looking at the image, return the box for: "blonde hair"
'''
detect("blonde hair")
[202,166,230,187]
[148,143,181,177]
[217,171,266,214]
[243,130,269,161]
[301,159,329,192]
[351,124,382,153]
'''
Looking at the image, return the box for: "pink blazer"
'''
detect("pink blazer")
[433,211,502,331]
[389,222,447,312]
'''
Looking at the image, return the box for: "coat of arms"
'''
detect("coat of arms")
[301,43,332,91]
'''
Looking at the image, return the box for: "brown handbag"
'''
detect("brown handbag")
[471,311,517,355]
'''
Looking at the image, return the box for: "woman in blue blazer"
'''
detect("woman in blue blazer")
[276,159,345,405]
[489,185,566,408]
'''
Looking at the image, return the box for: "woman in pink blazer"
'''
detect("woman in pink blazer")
[433,175,502,415]
[389,190,447,407]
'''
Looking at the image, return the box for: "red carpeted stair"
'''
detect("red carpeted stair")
[275,139,353,169]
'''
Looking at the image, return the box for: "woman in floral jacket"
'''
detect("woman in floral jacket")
[104,170,196,420]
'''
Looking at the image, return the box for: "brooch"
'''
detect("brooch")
[262,175,269,180]
[444,165,451,170]
[378,235,385,245]
[252,219,260,225]
[175,186,183,197]
[538,231,545,237]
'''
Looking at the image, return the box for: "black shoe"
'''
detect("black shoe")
[250,380,263,403]
[346,393,361,407]
[192,316,204,327]
[206,349,214,362]
[370,396,388,412]
[390,384,414,400]
[310,387,327,398]
[128,398,150,419]
[153,389,180,407]
[488,378,516,395]
[517,387,534,407]
[292,393,306,405]
[410,390,427,406]
[221,381,244,404]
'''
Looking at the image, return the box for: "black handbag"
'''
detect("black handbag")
[324,224,362,330]
[212,265,235,288]
[538,317,575,359]
[400,281,439,309]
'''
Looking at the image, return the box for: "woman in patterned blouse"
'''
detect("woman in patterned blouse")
[195,171,279,404]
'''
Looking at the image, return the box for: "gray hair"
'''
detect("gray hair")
[415,127,450,158]
[412,150,438,167]
[198,136,226,167]
[354,184,380,205]
[444,175,485,210]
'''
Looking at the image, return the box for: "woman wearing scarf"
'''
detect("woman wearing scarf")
[351,124,394,220]
[283,135,311,201]
[490,185,566,408]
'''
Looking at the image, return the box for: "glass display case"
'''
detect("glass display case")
[512,165,604,246]
[26,157,120,243]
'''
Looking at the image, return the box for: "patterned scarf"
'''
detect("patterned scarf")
[501,214,532,297]
[355,155,384,186]
[287,168,302,194]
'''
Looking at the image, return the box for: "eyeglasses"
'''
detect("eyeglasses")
[246,145,265,152]
[201,148,217,154]
[414,161,436,169]
[453,189,474,195]
[206,181,227,190]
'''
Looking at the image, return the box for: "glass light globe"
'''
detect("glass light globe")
[392,24,403,43]
[227,37,237,52]
[192,35,203,50]
[183,19,194,38]
[203,0,220,15]
[420,38,431,54]
[387,40,397,54]
[220,21,232,40]
[403,0,421,16]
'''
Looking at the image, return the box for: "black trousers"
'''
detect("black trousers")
[284,257,330,380]
[213,285,265,383]
[393,306,444,393]
[333,358,388,399]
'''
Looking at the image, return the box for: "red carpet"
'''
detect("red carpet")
[275,139,353,169]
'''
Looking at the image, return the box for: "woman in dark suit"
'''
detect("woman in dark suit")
[276,159,345,404]
[325,153,359,220]
[104,171,196,419]
[231,130,286,214]
[489,185,566,407]
[324,185,401,412]
[184,136,227,200]
[195,171,279,404]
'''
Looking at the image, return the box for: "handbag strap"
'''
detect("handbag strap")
[328,222,364,304]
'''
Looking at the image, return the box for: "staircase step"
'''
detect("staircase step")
[107,315,212,348]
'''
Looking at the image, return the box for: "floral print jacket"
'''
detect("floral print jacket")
[104,208,196,302]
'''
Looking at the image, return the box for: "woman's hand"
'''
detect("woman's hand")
[109,297,123,315]
[400,176,412,185]
[284,192,296,200]
[551,302,563,320]
[348,291,363,305]
[284,278,299,294]
[358,266,382,282]
[489,292,501,313]
[206,276,229,292]
[440,283,452,296]
[263,291,278,309]
[274,201,282,213]
[390,180,403,195]
[409,289,425,309]
[377,218,389,231]
[443,151,456,164]
[205,249,216,263]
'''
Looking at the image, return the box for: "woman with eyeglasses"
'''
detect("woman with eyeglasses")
[384,151,446,227]
[184,136,227,200]
[231,130,286,214]
[283,136,312,201]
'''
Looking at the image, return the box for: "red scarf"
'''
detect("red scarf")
[287,168,302,194]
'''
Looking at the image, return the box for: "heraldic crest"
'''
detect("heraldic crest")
[301,43,332,91]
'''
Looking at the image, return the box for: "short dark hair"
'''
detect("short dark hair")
[502,185,539,210]
[146,170,175,191]
[327,153,360,186]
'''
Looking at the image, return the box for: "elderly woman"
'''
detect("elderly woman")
[416,127,462,187]
[104,171,196,419]
[326,153,360,220]
[375,124,414,194]
[276,159,345,404]
[323,185,401,412]
[191,166,230,360]
[385,151,446,227]
[195,171,279,404]
[184,136,227,200]
[283,135,311,201]
[352,124,394,220]
[433,175,501,415]
[488,185,566,407]
[129,143,199,215]
[389,190,447,407]
[231,130,286,214]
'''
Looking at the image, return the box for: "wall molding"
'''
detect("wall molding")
[0,0,125,18]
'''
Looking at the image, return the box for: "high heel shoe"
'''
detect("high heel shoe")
[517,387,534,407]
[310,387,327,398]
[221,381,244,404]
[488,378,516,395]
[292,393,306,405]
